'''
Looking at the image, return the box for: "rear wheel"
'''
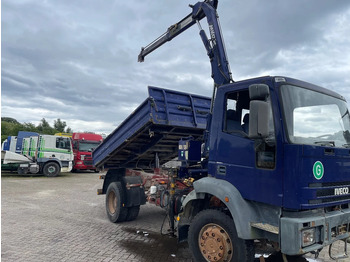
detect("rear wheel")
[106,182,128,222]
[43,162,60,177]
[126,205,140,221]
[188,209,254,262]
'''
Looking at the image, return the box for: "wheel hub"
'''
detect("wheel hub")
[108,191,117,214]
[199,223,233,262]
[48,166,56,174]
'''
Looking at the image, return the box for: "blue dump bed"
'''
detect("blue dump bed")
[93,86,211,169]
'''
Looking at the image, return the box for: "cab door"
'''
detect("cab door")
[208,82,283,206]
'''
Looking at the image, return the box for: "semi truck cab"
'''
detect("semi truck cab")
[71,133,103,172]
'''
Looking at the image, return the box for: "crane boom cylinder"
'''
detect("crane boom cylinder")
[138,13,200,62]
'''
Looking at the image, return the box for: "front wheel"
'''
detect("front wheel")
[43,162,60,177]
[188,209,254,262]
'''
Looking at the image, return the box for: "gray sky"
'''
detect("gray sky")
[2,0,350,135]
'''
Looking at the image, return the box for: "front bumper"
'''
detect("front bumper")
[280,207,350,255]
[74,159,96,170]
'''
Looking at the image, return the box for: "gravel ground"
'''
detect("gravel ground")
[1,171,348,262]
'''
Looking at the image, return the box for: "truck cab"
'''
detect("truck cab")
[71,133,103,172]
[35,134,74,175]
[6,134,74,176]
[209,76,350,209]
[203,75,350,254]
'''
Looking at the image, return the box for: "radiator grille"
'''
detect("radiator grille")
[308,181,350,205]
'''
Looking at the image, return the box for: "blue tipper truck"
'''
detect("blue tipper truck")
[93,1,350,261]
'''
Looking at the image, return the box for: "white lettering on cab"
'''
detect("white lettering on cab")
[334,187,349,195]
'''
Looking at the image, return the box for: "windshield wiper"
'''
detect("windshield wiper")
[314,141,335,147]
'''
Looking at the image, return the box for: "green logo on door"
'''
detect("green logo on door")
[313,161,324,180]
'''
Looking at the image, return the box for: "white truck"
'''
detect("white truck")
[2,134,73,177]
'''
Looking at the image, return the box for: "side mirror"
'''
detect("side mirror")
[249,84,269,100]
[249,100,269,139]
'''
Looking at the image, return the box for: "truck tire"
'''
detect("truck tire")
[106,182,128,223]
[126,206,140,221]
[17,166,28,175]
[188,209,254,262]
[43,162,60,177]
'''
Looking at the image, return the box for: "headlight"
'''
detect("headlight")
[301,228,316,247]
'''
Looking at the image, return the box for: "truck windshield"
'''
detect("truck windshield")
[281,84,350,148]
[79,141,100,152]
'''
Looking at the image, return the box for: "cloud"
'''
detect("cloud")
[2,0,350,136]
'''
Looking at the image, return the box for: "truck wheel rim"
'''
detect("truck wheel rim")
[198,223,233,262]
[108,191,117,214]
[48,166,56,174]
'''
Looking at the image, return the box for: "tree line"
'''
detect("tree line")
[1,117,73,143]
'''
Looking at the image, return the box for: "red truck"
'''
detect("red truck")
[71,133,103,172]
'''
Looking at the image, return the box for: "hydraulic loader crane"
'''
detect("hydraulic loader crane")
[138,0,233,92]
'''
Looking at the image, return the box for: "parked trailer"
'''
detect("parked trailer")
[93,1,349,261]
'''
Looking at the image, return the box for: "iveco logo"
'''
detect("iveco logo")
[334,187,349,195]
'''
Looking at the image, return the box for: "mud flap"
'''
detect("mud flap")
[122,176,146,207]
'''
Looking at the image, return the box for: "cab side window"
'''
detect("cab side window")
[224,90,250,135]
[56,138,71,150]
[224,88,276,169]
